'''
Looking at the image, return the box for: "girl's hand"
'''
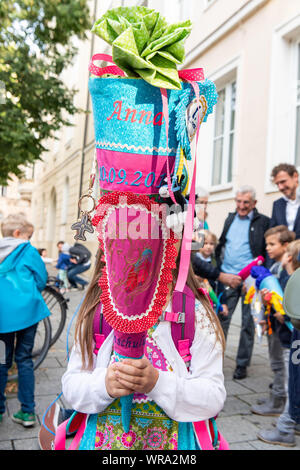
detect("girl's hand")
[105,363,134,398]
[274,311,285,324]
[259,319,267,334]
[114,357,159,395]
[221,304,228,316]
[260,288,270,306]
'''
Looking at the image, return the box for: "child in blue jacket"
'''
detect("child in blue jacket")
[56,242,72,292]
[0,214,50,427]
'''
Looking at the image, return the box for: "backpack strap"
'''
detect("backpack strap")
[54,412,88,450]
[169,286,195,369]
[93,302,112,356]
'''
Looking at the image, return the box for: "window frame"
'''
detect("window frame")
[203,0,218,11]
[294,40,300,168]
[211,79,237,189]
[265,16,300,194]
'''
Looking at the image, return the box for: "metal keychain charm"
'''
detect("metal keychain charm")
[71,193,96,241]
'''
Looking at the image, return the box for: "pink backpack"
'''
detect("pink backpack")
[54,286,229,450]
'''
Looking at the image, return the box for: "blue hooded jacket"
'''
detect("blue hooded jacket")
[0,238,50,333]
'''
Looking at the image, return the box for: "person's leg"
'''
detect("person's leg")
[218,287,240,340]
[0,332,15,415]
[14,323,38,414]
[258,348,296,447]
[67,266,78,288]
[236,294,255,369]
[277,348,296,434]
[251,331,286,416]
[268,331,286,399]
[67,264,90,288]
[251,330,286,414]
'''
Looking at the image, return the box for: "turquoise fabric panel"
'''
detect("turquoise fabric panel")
[78,414,98,450]
[89,77,184,157]
[89,77,217,158]
[178,422,199,450]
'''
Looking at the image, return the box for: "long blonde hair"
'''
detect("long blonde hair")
[74,247,225,370]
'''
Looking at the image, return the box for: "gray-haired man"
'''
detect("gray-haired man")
[215,186,270,379]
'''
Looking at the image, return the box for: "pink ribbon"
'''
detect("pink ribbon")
[89,54,125,77]
[174,81,201,293]
[88,54,204,82]
[179,68,204,81]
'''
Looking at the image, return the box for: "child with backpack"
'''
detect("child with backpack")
[0,214,50,427]
[60,243,227,450]
[194,230,228,316]
[257,239,300,447]
[251,225,295,417]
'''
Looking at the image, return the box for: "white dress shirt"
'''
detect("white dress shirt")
[284,196,300,231]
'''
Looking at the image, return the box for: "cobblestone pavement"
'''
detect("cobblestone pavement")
[0,289,299,451]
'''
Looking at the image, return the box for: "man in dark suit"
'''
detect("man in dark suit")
[270,164,300,238]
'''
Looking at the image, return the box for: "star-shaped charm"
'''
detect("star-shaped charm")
[71,212,94,241]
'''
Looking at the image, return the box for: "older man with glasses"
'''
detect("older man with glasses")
[215,186,270,380]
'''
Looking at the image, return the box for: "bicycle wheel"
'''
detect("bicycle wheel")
[41,286,68,348]
[7,317,52,382]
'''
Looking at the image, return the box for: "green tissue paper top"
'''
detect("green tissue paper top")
[92,6,192,90]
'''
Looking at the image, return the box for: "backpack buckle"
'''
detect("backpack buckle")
[177,312,185,323]
[160,311,185,323]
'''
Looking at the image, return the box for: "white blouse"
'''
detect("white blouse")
[61,299,226,422]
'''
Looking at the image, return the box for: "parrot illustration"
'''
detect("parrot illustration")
[125,249,153,293]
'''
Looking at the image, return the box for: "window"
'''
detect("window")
[211,81,236,186]
[265,16,300,192]
[61,177,69,225]
[295,42,300,167]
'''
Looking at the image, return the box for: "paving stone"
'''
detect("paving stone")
[237,392,269,407]
[224,379,254,396]
[219,396,251,416]
[217,415,261,443]
[0,413,38,441]
[238,375,274,394]
[14,437,40,450]
[0,440,13,450]
[228,441,257,450]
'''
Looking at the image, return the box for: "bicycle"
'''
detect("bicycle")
[42,277,69,348]
[7,278,68,381]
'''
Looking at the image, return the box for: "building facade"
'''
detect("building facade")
[30,0,300,257]
[0,169,33,224]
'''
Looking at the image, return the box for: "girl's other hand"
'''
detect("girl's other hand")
[105,363,134,398]
[114,357,159,395]
[260,288,270,306]
[221,304,228,316]
[274,311,285,324]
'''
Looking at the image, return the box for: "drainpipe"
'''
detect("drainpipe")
[78,0,98,217]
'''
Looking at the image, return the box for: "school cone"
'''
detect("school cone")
[251,266,293,331]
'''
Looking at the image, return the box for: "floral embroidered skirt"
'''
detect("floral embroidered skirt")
[94,398,178,450]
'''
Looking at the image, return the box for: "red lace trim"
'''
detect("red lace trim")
[92,191,178,333]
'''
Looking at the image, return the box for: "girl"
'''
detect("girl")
[195,230,228,316]
[61,243,226,450]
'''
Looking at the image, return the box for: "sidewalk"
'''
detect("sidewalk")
[0,290,299,450]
